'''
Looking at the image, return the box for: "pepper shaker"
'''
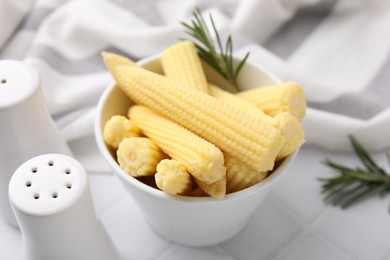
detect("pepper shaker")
[0,60,72,226]
[8,154,121,260]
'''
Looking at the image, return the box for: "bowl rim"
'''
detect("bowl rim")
[94,55,298,204]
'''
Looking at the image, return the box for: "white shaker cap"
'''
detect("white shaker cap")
[9,154,121,260]
[0,60,39,109]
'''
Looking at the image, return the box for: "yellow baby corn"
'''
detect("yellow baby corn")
[101,51,136,77]
[225,155,251,193]
[208,84,270,119]
[236,82,306,120]
[116,66,283,172]
[162,41,209,93]
[117,137,166,177]
[103,115,141,149]
[233,170,268,192]
[194,176,226,200]
[225,154,267,193]
[209,84,304,159]
[274,112,305,159]
[155,159,193,195]
[129,105,225,183]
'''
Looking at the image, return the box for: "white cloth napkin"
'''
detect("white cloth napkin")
[1,0,390,170]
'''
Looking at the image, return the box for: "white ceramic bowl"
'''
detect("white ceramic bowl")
[95,54,298,247]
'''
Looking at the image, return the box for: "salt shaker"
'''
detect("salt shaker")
[8,154,121,260]
[0,60,72,226]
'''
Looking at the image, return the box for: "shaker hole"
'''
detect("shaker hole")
[31,167,38,173]
[48,161,54,166]
[65,168,71,174]
[33,194,40,200]
[66,183,72,189]
[1,79,6,84]
[52,192,58,198]
[26,181,32,187]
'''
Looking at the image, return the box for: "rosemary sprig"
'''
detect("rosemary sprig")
[320,135,390,210]
[181,8,250,88]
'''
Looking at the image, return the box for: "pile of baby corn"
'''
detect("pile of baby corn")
[101,41,306,199]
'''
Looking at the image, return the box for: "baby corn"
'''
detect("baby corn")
[209,84,304,159]
[225,154,267,193]
[101,51,136,77]
[129,105,225,183]
[274,113,304,159]
[208,84,270,119]
[194,176,226,199]
[116,66,283,172]
[155,159,193,195]
[162,41,209,93]
[103,115,141,149]
[117,137,166,177]
[234,170,268,192]
[236,82,306,120]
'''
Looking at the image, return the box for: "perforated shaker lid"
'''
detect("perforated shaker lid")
[9,154,87,216]
[0,60,40,109]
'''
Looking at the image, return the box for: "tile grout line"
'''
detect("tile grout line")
[215,245,238,260]
[97,195,176,260]
[267,196,345,260]
[312,232,355,260]
[97,195,130,220]
[148,243,177,260]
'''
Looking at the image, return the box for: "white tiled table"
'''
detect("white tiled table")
[2,145,390,260]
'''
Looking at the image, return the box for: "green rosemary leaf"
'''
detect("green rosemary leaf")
[323,159,354,172]
[181,8,250,89]
[340,184,382,209]
[323,182,356,202]
[345,171,388,183]
[210,13,224,56]
[225,36,233,80]
[193,10,213,52]
[349,135,387,175]
[321,135,390,211]
[194,44,226,77]
[235,52,250,80]
[330,183,366,207]
[320,176,355,191]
